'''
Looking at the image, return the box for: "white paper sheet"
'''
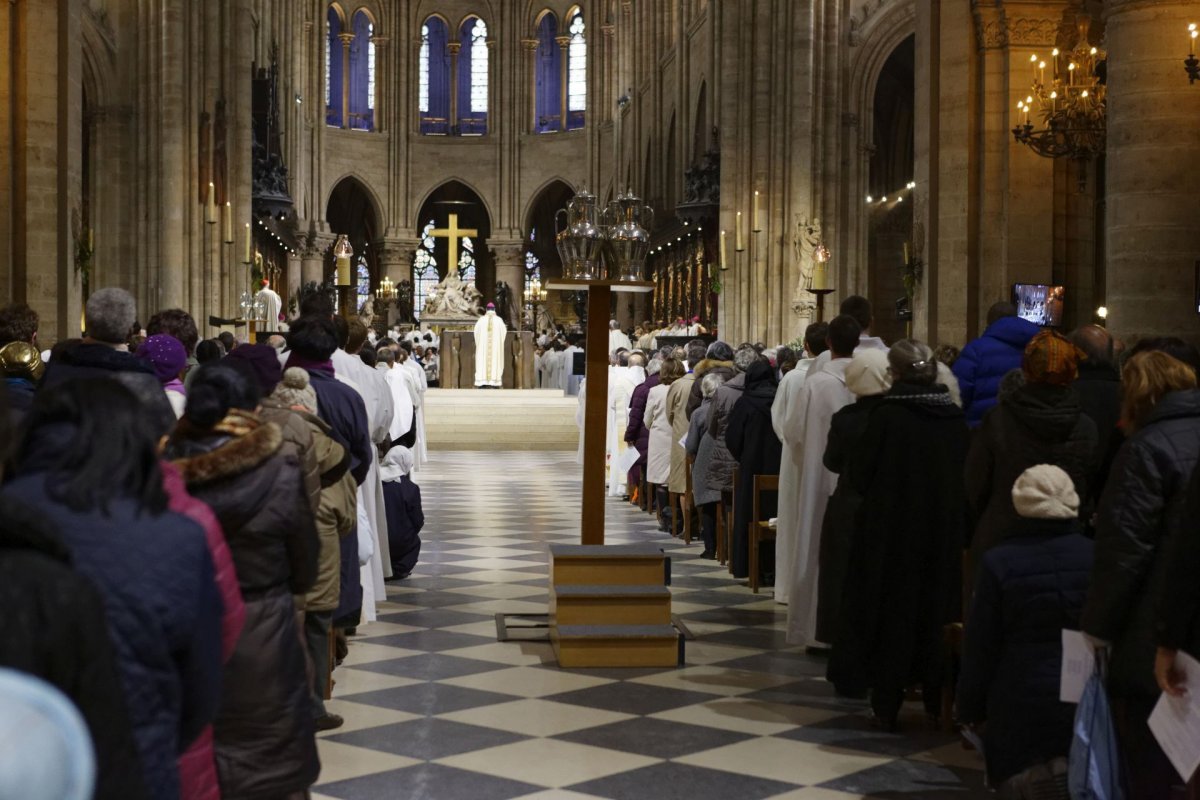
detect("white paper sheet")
[1149,650,1200,782]
[613,445,641,476]
[678,433,688,449]
[1060,629,1096,704]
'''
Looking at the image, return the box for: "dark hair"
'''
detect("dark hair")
[827,315,862,357]
[196,339,223,364]
[288,315,339,361]
[617,350,630,367]
[986,301,1017,326]
[1129,337,1200,377]
[332,315,350,350]
[685,339,708,366]
[346,319,369,354]
[706,341,734,362]
[804,322,830,356]
[0,303,39,345]
[147,308,199,354]
[359,348,378,368]
[185,364,260,429]
[217,331,235,353]
[776,346,798,372]
[840,295,873,330]
[19,379,168,514]
[399,339,414,354]
[299,286,336,317]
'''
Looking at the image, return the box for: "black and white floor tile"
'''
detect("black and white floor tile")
[313,451,988,800]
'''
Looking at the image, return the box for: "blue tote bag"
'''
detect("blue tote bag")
[1068,654,1125,800]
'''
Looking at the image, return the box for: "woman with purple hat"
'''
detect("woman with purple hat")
[137,334,189,418]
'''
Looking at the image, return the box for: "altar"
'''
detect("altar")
[436,328,535,389]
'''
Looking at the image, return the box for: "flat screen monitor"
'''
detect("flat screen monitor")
[1013,283,1065,328]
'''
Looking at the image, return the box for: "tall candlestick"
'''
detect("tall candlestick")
[903,242,910,265]
[223,202,233,243]
[337,255,351,286]
[752,191,762,232]
[243,223,251,263]
[88,228,94,251]
[206,182,217,224]
[735,212,744,252]
[719,230,728,271]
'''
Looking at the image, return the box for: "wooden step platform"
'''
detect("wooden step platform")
[423,388,579,451]
[549,543,680,668]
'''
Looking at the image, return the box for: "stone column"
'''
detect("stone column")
[286,253,302,304]
[339,32,354,129]
[370,35,388,132]
[556,35,571,130]
[521,38,538,132]
[493,242,526,316]
[1104,0,1200,341]
[375,240,415,327]
[447,41,461,132]
[301,233,333,286]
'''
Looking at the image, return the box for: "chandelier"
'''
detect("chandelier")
[1012,17,1106,188]
[377,274,397,301]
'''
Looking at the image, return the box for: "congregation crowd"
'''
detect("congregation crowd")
[0,287,430,799]
[603,296,1200,799]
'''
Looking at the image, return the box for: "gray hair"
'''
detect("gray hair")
[628,352,646,368]
[609,319,620,330]
[701,371,726,399]
[376,347,395,366]
[85,288,137,344]
[733,344,760,373]
[887,339,938,385]
[646,357,663,376]
[672,346,686,360]
[706,340,734,362]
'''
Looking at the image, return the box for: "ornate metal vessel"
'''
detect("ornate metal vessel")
[603,191,654,281]
[556,189,606,280]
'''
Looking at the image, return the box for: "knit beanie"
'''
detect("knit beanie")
[845,349,891,397]
[136,334,188,385]
[271,367,318,413]
[1012,464,1079,520]
[1023,330,1084,387]
[225,343,284,395]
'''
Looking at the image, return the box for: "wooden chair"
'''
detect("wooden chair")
[715,498,728,565]
[669,491,682,538]
[748,474,779,593]
[728,468,739,574]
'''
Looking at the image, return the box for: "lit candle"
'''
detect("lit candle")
[206,182,217,224]
[1039,61,1046,85]
[243,222,251,263]
[903,242,910,265]
[735,211,744,252]
[337,254,351,286]
[719,230,728,271]
[88,228,94,251]
[752,191,762,232]
[223,201,233,243]
[1192,28,1198,54]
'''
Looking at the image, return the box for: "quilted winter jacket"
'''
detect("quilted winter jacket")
[259,397,321,515]
[299,409,355,613]
[1082,389,1200,700]
[704,371,746,493]
[952,316,1041,427]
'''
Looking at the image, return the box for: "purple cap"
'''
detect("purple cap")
[137,334,188,385]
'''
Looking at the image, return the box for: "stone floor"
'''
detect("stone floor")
[312,451,989,800]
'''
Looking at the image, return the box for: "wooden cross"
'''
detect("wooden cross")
[430,213,478,279]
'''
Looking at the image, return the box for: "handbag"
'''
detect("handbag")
[1068,651,1125,800]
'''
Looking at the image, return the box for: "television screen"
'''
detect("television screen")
[1013,283,1065,328]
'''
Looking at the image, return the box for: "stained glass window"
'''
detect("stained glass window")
[419,18,450,134]
[418,24,430,113]
[348,11,374,130]
[356,257,371,311]
[459,237,477,283]
[524,251,541,296]
[413,221,439,319]
[534,14,560,133]
[471,20,488,113]
[457,17,488,135]
[367,23,376,111]
[326,6,343,127]
[567,12,586,130]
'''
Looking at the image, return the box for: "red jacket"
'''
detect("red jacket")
[162,462,246,800]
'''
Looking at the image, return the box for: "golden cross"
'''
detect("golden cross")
[430,213,479,279]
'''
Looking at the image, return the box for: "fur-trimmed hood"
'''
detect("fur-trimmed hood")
[168,409,284,486]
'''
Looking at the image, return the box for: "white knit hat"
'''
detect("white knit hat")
[272,367,318,414]
[845,349,892,398]
[1012,465,1079,520]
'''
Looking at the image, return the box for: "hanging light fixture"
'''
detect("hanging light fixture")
[1185,23,1199,82]
[377,274,397,301]
[1012,16,1106,189]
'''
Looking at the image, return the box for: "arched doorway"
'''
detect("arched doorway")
[867,35,914,345]
[411,180,492,321]
[523,179,576,329]
[326,176,382,313]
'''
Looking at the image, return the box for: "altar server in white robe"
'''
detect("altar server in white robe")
[608,320,633,356]
[332,319,395,621]
[809,295,889,376]
[376,347,415,444]
[474,304,508,388]
[782,315,860,645]
[398,345,429,466]
[561,341,584,396]
[543,345,564,392]
[606,356,646,496]
[255,280,283,332]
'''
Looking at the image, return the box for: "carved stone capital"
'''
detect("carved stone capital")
[1007,17,1067,47]
[447,42,462,56]
[338,32,356,47]
[555,35,572,49]
[370,35,389,47]
[521,37,539,52]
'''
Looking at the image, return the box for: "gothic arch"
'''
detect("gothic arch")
[412,178,494,235]
[323,173,385,231]
[522,177,576,232]
[327,1,348,26]
[350,5,378,28]
[692,80,708,161]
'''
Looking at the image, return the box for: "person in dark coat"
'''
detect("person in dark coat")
[685,340,735,419]
[815,349,890,644]
[1082,350,1200,799]
[166,365,321,800]
[706,345,760,503]
[5,378,223,799]
[965,331,1097,566]
[957,465,1092,794]
[625,358,661,491]
[1157,458,1200,700]
[285,314,372,630]
[827,340,969,729]
[0,386,148,800]
[952,301,1041,427]
[687,371,728,559]
[725,360,782,581]
[1070,325,1123,520]
[381,445,424,577]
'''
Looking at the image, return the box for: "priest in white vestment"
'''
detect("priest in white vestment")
[376,349,415,443]
[608,320,633,356]
[399,348,428,465]
[606,360,646,496]
[474,304,507,388]
[782,318,859,646]
[255,281,283,333]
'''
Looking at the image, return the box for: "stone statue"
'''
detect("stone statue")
[358,294,375,324]
[423,271,484,318]
[790,214,821,323]
[394,280,415,324]
[494,281,516,329]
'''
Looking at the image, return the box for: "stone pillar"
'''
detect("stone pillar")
[556,35,571,130]
[1104,0,1200,342]
[286,253,302,303]
[521,38,538,132]
[447,41,461,132]
[493,242,526,325]
[339,32,354,129]
[370,36,388,131]
[301,233,333,287]
[375,240,415,327]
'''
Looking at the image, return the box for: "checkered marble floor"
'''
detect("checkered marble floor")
[313,451,988,800]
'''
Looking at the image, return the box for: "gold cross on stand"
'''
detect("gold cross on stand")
[430,213,479,279]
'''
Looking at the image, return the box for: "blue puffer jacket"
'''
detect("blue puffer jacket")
[1,473,224,800]
[953,316,1042,426]
[957,518,1093,785]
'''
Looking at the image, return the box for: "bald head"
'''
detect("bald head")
[1071,324,1113,367]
